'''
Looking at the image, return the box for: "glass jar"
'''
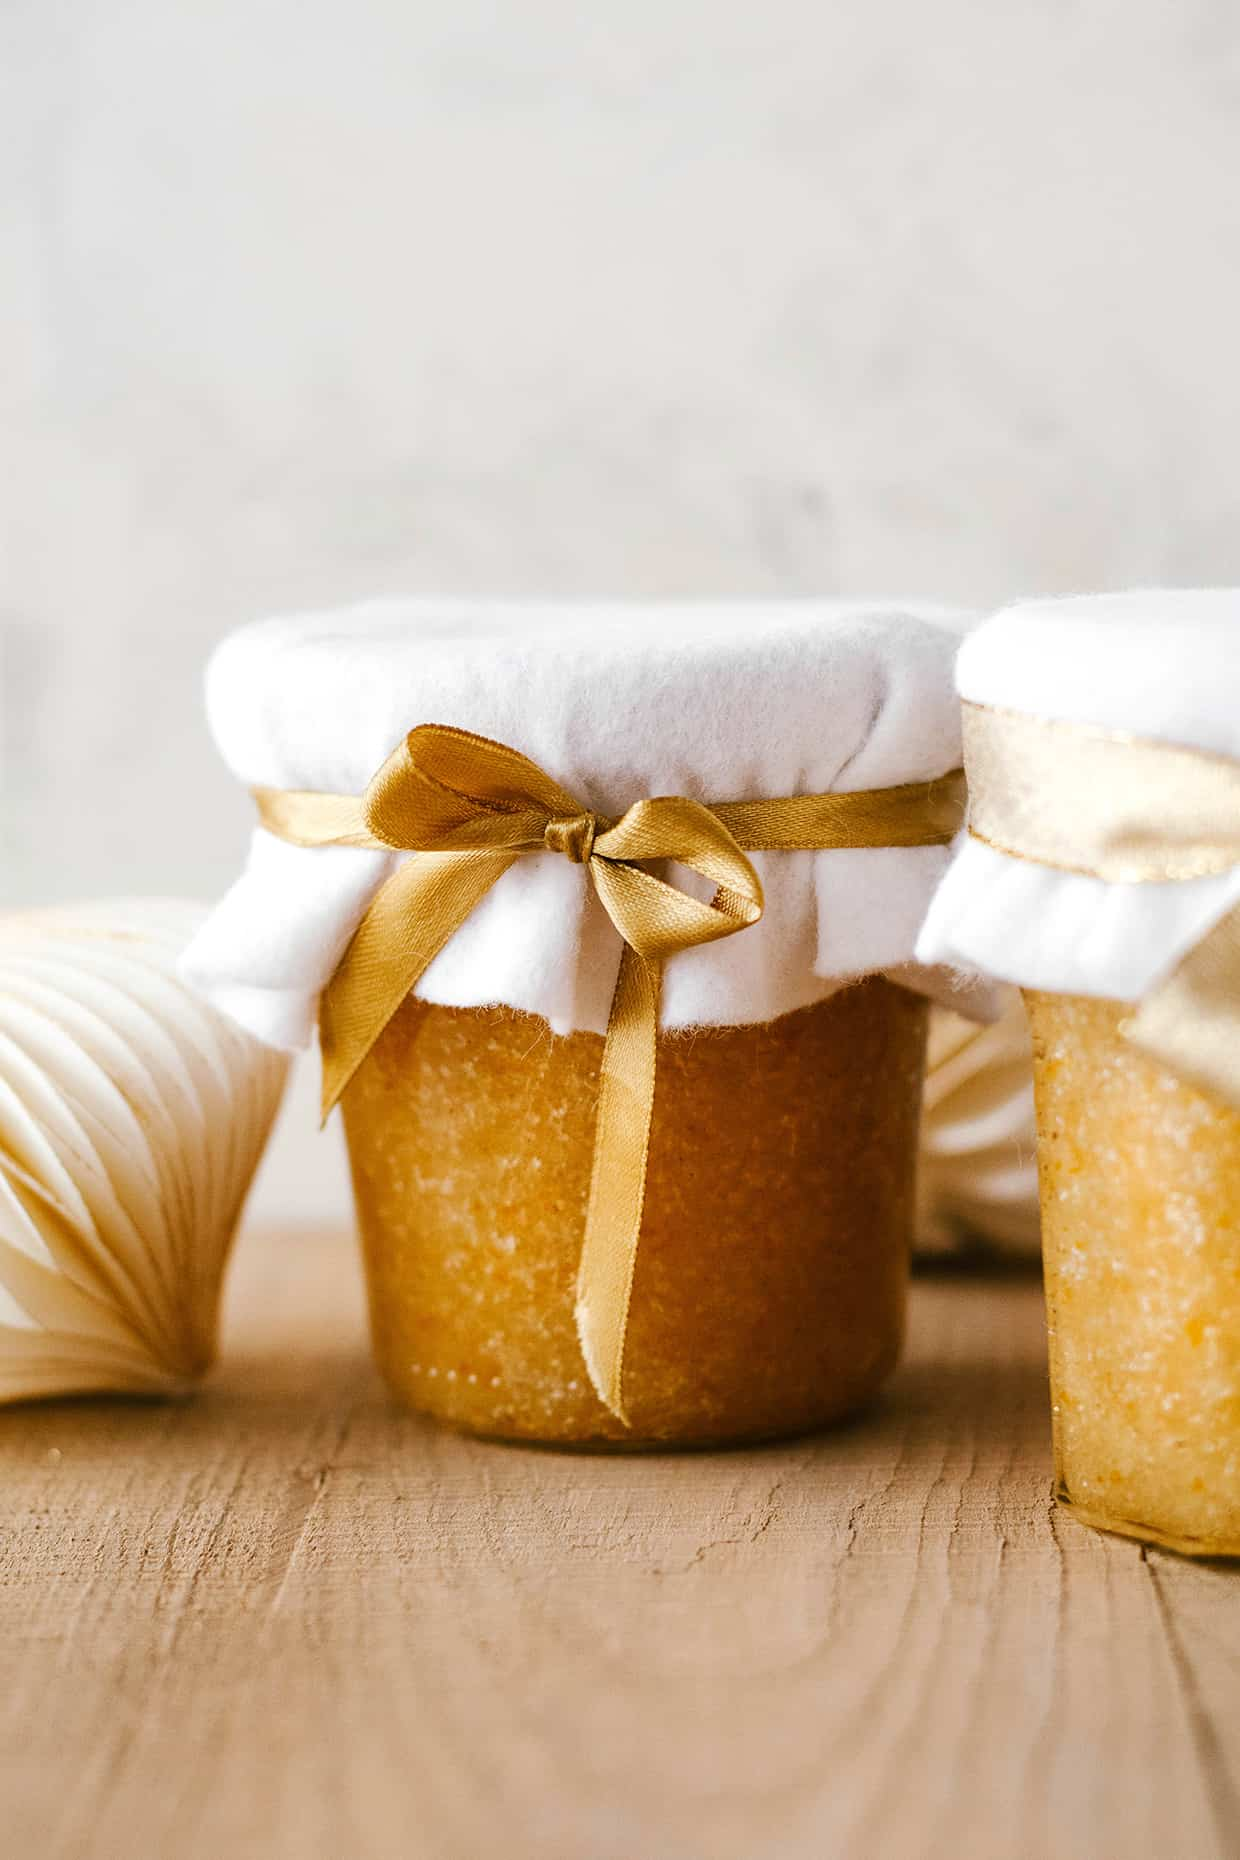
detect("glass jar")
[188,595,968,1449]
[1028,990,1240,1556]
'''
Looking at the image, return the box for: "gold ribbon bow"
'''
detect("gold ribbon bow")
[963,700,1240,1109]
[257,724,964,1421]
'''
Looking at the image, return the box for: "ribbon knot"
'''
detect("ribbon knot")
[545,812,600,864]
[254,722,965,1423]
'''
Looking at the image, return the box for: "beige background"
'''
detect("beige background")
[6,0,1240,1219]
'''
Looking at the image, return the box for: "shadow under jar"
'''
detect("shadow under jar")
[344,977,929,1447]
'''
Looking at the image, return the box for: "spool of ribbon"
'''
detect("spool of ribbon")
[256,724,964,1421]
[963,699,1240,1110]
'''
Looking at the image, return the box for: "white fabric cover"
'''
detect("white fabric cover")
[183,598,979,1047]
[918,589,1240,1002]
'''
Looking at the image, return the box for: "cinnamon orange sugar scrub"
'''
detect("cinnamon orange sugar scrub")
[919,591,1240,1554]
[185,599,972,1446]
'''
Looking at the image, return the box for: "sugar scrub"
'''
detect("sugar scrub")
[346,982,927,1445]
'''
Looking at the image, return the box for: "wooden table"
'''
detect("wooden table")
[3,1225,1239,1860]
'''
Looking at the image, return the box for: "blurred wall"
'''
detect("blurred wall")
[6,0,1240,1219]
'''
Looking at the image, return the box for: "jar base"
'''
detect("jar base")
[381,1379,883,1452]
[348,986,925,1448]
[1057,1490,1240,1561]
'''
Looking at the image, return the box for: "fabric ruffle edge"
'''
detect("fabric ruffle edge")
[181,829,997,1051]
[916,835,1240,1005]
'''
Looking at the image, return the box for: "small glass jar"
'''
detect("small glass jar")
[344,979,928,1446]
[191,597,968,1448]
[916,590,1240,1556]
[1027,990,1240,1555]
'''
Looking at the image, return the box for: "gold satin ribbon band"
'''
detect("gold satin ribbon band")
[256,724,965,1422]
[962,700,1240,1110]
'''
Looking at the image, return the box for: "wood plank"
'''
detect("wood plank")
[1,1226,1238,1860]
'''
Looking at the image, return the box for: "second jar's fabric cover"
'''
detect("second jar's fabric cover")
[918,589,1240,1000]
[184,599,979,1048]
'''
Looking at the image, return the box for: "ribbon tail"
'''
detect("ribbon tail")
[1124,904,1240,1111]
[574,944,661,1424]
[319,848,519,1116]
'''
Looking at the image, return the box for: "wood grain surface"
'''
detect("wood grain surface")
[2,1224,1239,1860]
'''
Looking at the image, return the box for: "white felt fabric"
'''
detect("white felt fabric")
[183,599,979,1047]
[918,589,1240,1002]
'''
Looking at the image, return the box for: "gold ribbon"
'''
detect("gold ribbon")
[257,724,964,1421]
[963,700,1240,1109]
